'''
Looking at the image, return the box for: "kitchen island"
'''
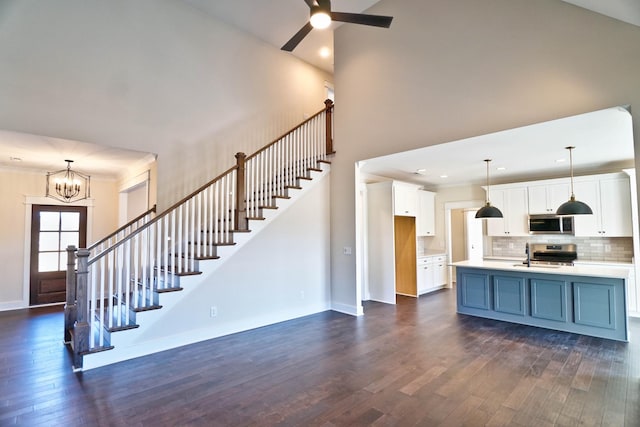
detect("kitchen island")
[452,260,630,341]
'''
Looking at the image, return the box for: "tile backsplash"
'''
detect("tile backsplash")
[489,236,633,263]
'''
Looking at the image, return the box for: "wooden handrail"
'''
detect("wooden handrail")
[87,204,157,251]
[89,102,334,262]
[89,165,238,264]
[246,100,334,162]
[69,100,336,365]
[86,101,334,264]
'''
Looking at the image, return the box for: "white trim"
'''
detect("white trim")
[0,300,26,312]
[331,301,362,316]
[118,171,150,226]
[22,196,95,308]
[444,199,484,287]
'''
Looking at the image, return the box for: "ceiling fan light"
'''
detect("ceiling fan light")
[310,8,331,29]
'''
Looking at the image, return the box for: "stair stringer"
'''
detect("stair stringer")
[82,163,331,370]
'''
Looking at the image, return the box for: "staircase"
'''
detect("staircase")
[64,101,335,371]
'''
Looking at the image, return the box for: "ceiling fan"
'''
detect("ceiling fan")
[281,0,393,52]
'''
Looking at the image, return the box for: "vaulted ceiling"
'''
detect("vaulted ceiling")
[0,0,638,180]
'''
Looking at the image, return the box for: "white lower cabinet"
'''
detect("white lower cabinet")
[417,255,448,295]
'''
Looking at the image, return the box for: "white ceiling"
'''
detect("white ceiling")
[358,106,635,189]
[182,0,382,73]
[0,130,155,179]
[181,0,640,74]
[0,0,638,180]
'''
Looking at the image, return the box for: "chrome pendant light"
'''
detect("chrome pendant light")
[556,146,593,215]
[476,159,503,218]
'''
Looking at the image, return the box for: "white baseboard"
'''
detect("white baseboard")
[82,303,332,371]
[0,300,27,312]
[331,301,362,316]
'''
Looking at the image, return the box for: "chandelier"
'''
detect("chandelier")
[46,160,91,203]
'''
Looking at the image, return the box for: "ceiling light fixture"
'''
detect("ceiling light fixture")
[310,5,331,29]
[476,159,503,218]
[46,159,91,203]
[556,146,592,215]
[319,46,331,58]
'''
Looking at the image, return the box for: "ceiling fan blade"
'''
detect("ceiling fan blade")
[331,12,393,28]
[303,0,316,8]
[281,22,314,51]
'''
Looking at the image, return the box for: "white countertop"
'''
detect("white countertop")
[452,260,630,280]
[418,252,446,258]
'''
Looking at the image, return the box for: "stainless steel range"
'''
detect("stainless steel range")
[526,243,577,266]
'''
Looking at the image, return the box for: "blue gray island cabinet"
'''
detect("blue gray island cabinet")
[452,260,630,342]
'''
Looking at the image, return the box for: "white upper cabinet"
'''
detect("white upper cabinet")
[528,182,570,214]
[416,190,436,236]
[393,182,419,216]
[486,186,530,236]
[573,176,633,237]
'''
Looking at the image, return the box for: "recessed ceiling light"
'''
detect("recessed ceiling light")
[319,47,331,58]
[10,156,22,162]
[440,175,448,178]
[556,158,566,163]
[496,166,506,171]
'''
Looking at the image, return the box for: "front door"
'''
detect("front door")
[30,205,87,305]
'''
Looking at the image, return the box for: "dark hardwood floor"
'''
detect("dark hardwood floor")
[1,288,639,426]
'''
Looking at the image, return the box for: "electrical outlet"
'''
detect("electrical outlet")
[605,244,612,253]
[300,290,305,300]
[210,306,217,318]
[343,246,352,255]
[509,242,514,249]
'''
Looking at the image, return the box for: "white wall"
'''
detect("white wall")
[0,0,332,309]
[83,170,331,369]
[331,0,640,313]
[0,0,332,209]
[0,168,118,309]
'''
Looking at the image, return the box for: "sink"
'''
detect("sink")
[512,263,560,269]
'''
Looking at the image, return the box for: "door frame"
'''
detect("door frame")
[23,196,94,308]
[444,200,484,287]
[30,204,87,305]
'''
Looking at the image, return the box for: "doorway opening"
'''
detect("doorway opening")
[445,200,484,286]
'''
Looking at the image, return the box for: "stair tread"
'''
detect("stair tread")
[195,255,221,261]
[132,304,163,313]
[156,287,183,293]
[78,345,115,356]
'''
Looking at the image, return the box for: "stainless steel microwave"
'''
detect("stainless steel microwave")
[528,214,574,235]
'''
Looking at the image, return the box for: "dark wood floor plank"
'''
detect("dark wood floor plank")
[1,290,639,426]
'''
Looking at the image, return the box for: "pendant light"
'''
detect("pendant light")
[46,159,91,203]
[476,159,503,218]
[556,146,593,215]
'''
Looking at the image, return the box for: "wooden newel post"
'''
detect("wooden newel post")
[235,152,248,231]
[324,99,335,155]
[64,245,77,344]
[73,249,91,369]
